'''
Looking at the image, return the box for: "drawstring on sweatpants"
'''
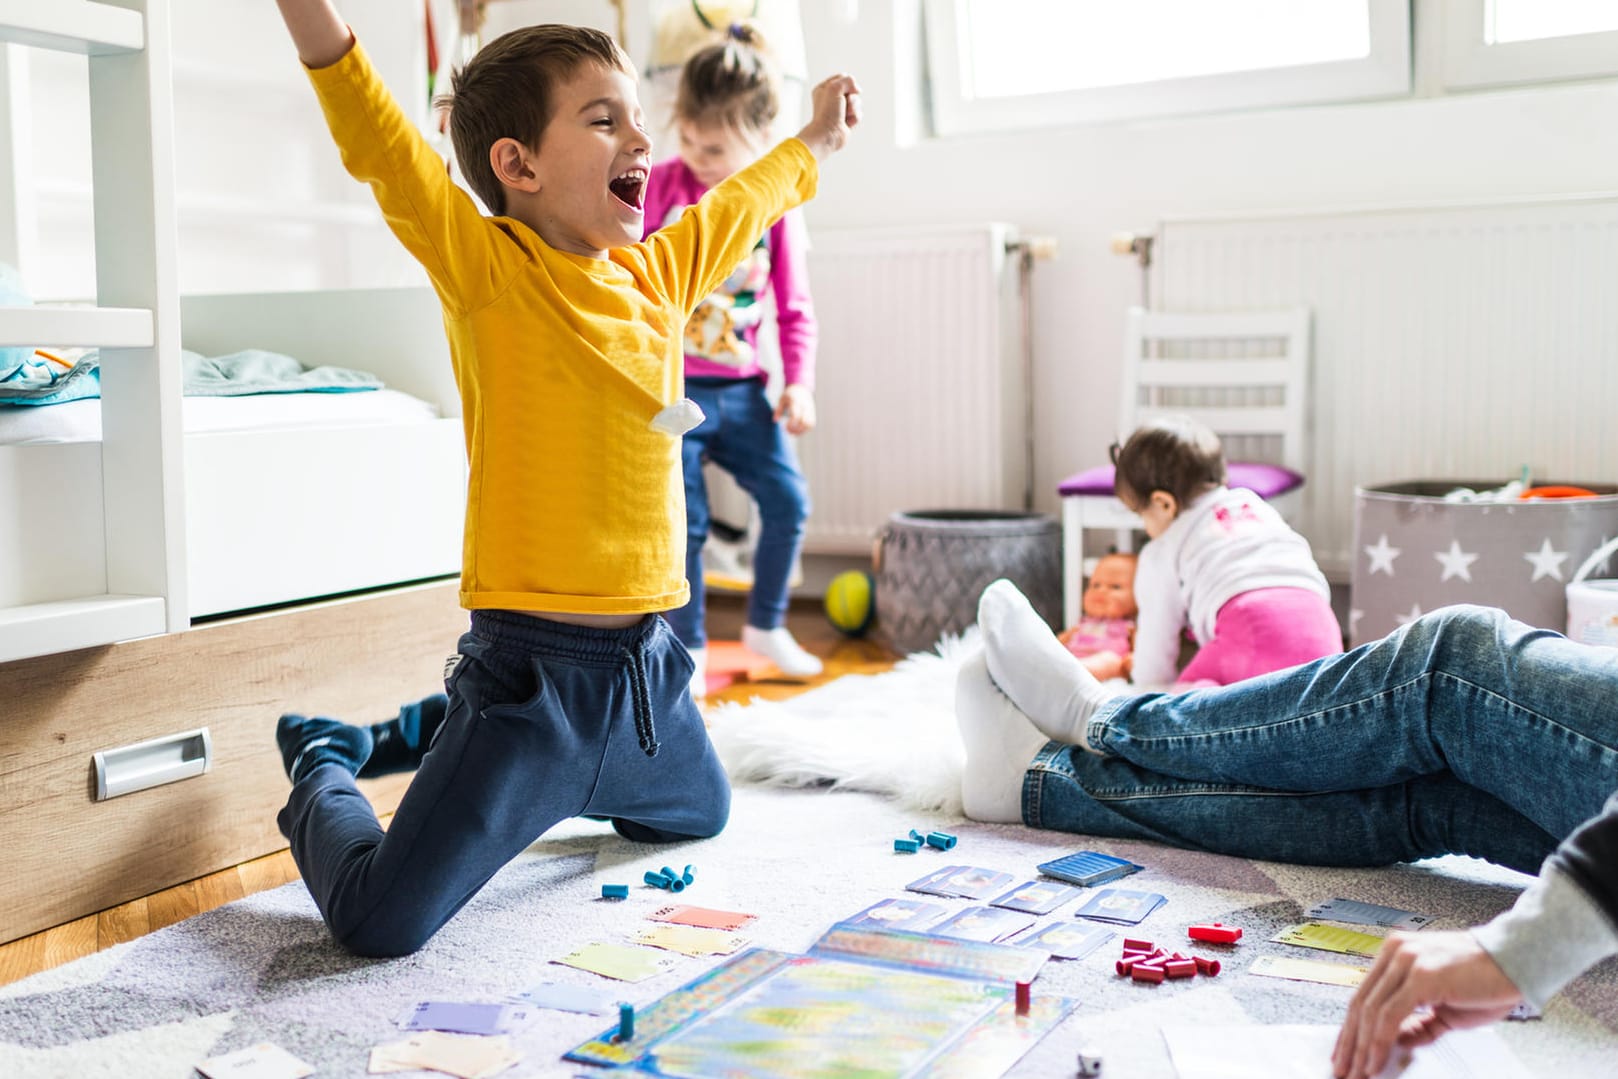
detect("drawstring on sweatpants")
[622,643,661,757]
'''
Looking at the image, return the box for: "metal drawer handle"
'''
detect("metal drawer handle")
[92,728,212,801]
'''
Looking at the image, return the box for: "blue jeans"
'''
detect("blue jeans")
[667,377,810,650]
[1025,605,1617,873]
[277,612,729,957]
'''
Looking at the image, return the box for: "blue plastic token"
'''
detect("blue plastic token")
[602,884,629,899]
[681,864,695,885]
[643,870,672,888]
[894,838,922,853]
[925,831,958,851]
[617,1002,635,1041]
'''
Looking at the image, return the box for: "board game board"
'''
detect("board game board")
[565,926,1076,1078]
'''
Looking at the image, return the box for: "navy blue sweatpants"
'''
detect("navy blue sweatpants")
[277,611,729,956]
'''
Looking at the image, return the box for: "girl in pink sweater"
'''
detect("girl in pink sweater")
[642,24,821,694]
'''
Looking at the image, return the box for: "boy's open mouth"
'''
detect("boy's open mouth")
[610,167,647,213]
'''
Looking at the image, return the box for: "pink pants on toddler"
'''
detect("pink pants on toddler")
[1176,587,1343,687]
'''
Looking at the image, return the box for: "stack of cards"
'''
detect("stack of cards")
[634,923,750,957]
[1036,850,1143,888]
[905,865,1016,899]
[1014,922,1115,959]
[369,1031,521,1078]
[553,941,680,982]
[1272,922,1386,958]
[1072,888,1166,926]
[508,981,617,1014]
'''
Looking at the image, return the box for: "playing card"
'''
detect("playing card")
[930,905,1036,943]
[634,923,749,956]
[841,897,950,930]
[905,864,968,896]
[1249,955,1369,988]
[1014,921,1115,959]
[1272,922,1386,958]
[370,1032,520,1079]
[508,981,617,1014]
[397,1000,531,1035]
[990,879,1082,915]
[196,1042,314,1079]
[646,904,757,931]
[1072,888,1166,925]
[1306,897,1432,930]
[553,941,679,982]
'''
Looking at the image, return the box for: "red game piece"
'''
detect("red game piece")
[1122,937,1155,952]
[1014,980,1031,1014]
[1194,955,1222,977]
[1130,963,1166,984]
[1164,958,1197,978]
[1187,922,1244,944]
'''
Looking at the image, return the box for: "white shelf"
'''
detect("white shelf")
[39,179,382,228]
[0,594,166,664]
[0,306,154,348]
[0,1,144,56]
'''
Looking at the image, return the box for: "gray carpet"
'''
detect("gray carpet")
[1,780,1615,1077]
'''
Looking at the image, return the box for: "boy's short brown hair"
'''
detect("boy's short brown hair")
[1111,415,1227,508]
[436,24,631,215]
[673,24,779,134]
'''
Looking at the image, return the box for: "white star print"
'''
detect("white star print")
[1394,603,1424,626]
[1433,540,1479,583]
[1523,538,1569,583]
[1364,534,1401,576]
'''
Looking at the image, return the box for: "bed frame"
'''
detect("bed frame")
[0,286,474,944]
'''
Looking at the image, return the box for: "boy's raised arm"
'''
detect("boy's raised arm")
[274,0,354,69]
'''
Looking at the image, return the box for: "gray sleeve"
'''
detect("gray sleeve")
[1471,863,1618,1009]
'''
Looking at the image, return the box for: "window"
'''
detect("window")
[923,0,1410,135]
[1444,0,1618,89]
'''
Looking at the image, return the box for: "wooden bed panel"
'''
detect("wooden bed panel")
[0,580,468,944]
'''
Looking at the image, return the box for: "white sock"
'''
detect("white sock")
[688,647,707,699]
[955,651,1050,823]
[742,625,823,678]
[978,579,1116,752]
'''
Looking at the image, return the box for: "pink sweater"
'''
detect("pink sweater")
[642,156,817,389]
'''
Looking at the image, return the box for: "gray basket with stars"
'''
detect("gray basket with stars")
[1349,480,1618,646]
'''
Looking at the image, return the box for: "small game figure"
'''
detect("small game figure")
[1057,552,1137,682]
[1076,1045,1103,1077]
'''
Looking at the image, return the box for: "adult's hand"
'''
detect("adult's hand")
[1331,930,1523,1079]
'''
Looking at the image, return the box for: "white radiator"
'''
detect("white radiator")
[799,223,1028,555]
[1156,196,1618,578]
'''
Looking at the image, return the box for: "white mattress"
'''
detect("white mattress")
[0,389,441,446]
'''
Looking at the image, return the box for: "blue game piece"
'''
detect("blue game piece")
[681,864,695,885]
[925,831,958,851]
[644,870,672,888]
[617,1002,635,1041]
[894,838,921,853]
[602,884,629,899]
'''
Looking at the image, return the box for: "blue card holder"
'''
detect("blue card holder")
[1036,850,1143,888]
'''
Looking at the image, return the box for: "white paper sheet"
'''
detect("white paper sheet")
[1162,1024,1531,1079]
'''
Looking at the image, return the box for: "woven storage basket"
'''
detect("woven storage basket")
[874,510,1062,656]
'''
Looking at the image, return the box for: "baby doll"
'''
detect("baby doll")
[1057,551,1138,682]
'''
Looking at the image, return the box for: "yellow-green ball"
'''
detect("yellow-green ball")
[825,570,875,636]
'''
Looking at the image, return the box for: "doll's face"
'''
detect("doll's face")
[1083,555,1138,619]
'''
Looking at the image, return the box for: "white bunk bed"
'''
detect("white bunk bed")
[0,4,472,943]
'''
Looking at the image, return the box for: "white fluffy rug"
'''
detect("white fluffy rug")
[705,629,979,816]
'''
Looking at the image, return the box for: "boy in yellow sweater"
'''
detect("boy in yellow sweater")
[270,0,859,956]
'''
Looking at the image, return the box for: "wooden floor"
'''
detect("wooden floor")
[0,595,896,988]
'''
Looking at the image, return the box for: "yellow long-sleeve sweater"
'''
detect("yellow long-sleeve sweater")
[306,42,816,614]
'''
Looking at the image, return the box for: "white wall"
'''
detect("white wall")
[791,1,1618,518]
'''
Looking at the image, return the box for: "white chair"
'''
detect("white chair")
[1058,306,1313,626]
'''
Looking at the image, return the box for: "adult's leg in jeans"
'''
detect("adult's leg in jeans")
[1090,605,1618,842]
[666,385,721,650]
[278,639,596,957]
[1023,742,1560,873]
[704,381,809,632]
